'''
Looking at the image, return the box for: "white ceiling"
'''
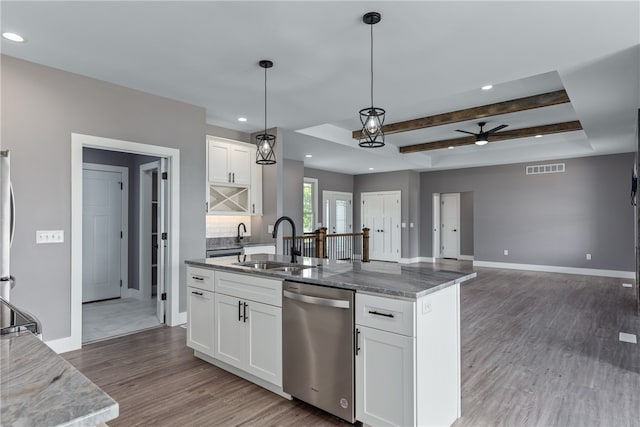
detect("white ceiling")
[2,1,638,174]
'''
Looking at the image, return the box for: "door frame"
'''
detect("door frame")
[322,190,353,233]
[71,133,181,351]
[432,193,440,263]
[439,193,461,259]
[82,162,129,299]
[138,160,160,301]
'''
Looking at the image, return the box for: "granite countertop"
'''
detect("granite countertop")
[1,332,118,427]
[186,254,476,299]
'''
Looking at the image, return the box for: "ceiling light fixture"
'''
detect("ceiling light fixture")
[255,60,276,165]
[237,117,247,122]
[2,32,24,42]
[534,134,543,138]
[368,167,374,170]
[358,12,385,148]
[305,154,312,158]
[448,146,454,150]
[481,84,493,90]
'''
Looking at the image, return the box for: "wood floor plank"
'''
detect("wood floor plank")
[64,264,640,427]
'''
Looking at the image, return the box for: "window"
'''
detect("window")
[303,178,318,233]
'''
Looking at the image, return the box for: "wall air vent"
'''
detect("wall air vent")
[526,163,565,175]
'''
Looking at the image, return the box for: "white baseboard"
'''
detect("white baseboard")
[473,260,635,279]
[170,311,187,326]
[45,336,80,354]
[458,255,474,261]
[399,257,435,264]
[127,288,143,299]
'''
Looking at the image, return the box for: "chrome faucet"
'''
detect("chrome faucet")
[237,222,247,243]
[272,216,301,263]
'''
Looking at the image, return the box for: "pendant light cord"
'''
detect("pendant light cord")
[370,22,374,108]
[264,65,268,133]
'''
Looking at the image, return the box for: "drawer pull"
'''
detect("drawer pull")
[369,310,394,318]
[191,291,203,296]
[192,276,204,281]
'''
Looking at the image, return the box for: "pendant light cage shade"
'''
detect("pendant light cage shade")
[255,59,276,165]
[359,11,385,148]
[359,106,386,148]
[256,132,276,164]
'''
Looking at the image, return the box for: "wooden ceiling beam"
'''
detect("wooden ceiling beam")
[352,89,571,139]
[399,121,583,154]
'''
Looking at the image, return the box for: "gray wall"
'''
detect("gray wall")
[304,167,354,225]
[2,55,206,341]
[460,191,474,256]
[282,159,304,236]
[420,153,635,271]
[83,148,160,291]
[354,170,421,259]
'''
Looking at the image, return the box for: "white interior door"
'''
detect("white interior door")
[83,169,122,302]
[362,191,401,262]
[440,193,460,259]
[323,191,353,234]
[157,158,167,323]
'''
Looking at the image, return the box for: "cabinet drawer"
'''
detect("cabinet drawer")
[187,266,215,292]
[215,271,282,307]
[356,293,415,337]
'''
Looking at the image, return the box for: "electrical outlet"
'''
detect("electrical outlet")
[401,222,406,228]
[622,283,633,288]
[503,249,509,256]
[586,253,591,260]
[422,300,432,314]
[36,230,64,244]
[410,222,414,228]
[267,225,274,234]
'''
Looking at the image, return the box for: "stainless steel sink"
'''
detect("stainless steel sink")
[234,261,315,273]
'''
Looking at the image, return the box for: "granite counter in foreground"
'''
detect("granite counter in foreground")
[1,332,118,427]
[186,254,476,299]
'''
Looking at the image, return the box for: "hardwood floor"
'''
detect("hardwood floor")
[64,266,640,427]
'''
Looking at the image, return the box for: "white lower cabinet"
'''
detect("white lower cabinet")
[356,326,415,426]
[213,272,283,387]
[186,286,215,356]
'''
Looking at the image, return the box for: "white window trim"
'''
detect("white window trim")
[303,177,318,233]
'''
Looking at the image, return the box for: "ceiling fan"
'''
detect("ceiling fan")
[456,122,508,146]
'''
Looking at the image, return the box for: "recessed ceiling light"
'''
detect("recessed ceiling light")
[2,32,25,43]
[534,134,543,138]
[448,146,454,150]
[368,167,374,170]
[237,117,247,122]
[481,84,493,91]
[305,154,312,158]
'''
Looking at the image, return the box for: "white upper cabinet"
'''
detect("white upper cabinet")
[206,136,262,215]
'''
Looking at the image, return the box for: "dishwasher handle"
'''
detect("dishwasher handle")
[283,290,351,309]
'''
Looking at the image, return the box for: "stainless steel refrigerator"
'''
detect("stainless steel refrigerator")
[0,150,15,302]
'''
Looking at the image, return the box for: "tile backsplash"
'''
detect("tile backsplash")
[206,215,252,238]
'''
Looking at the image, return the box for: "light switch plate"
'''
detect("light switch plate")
[36,230,64,244]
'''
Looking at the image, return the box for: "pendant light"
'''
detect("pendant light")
[256,60,276,165]
[358,12,385,148]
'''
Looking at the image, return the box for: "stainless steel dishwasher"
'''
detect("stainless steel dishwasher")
[282,281,355,423]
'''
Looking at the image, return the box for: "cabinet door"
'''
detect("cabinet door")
[208,142,230,183]
[246,301,282,386]
[356,326,415,427]
[187,287,215,356]
[229,145,251,185]
[213,293,246,369]
[250,161,262,215]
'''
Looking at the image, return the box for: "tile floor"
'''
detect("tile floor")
[82,297,162,343]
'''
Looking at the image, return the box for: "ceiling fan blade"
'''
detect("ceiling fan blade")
[486,124,508,134]
[455,130,477,136]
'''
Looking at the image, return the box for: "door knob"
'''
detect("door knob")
[453,229,457,232]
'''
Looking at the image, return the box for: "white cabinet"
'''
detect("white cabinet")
[206,136,262,215]
[186,267,215,356]
[208,138,252,185]
[356,326,415,427]
[355,286,461,427]
[213,271,283,386]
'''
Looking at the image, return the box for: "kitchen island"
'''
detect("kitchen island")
[185,254,475,427]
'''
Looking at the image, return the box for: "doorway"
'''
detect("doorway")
[440,193,460,259]
[82,163,128,302]
[69,133,181,351]
[323,191,353,259]
[361,191,401,262]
